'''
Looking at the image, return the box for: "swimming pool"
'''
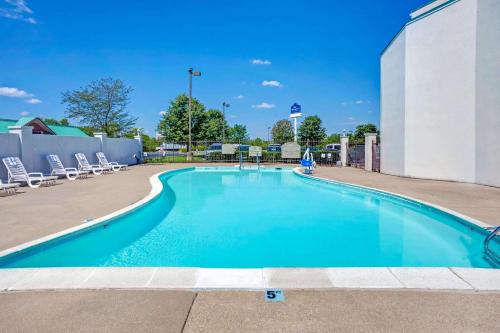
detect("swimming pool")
[1,167,498,268]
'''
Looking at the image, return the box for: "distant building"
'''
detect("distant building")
[0,117,89,137]
[380,0,500,187]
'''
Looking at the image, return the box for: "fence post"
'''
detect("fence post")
[8,125,34,172]
[93,132,107,163]
[364,133,377,171]
[134,135,143,163]
[340,135,349,167]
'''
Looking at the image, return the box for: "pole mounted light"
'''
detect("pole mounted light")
[187,68,202,161]
[222,102,230,142]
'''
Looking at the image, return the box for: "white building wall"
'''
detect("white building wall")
[475,0,500,187]
[380,30,406,176]
[404,0,477,182]
[381,0,499,187]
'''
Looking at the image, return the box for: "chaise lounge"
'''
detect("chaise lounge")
[2,157,58,188]
[75,153,105,175]
[96,152,128,171]
[46,154,90,180]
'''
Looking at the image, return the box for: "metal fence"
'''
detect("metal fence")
[347,144,365,168]
[143,141,340,165]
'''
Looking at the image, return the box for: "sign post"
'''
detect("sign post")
[289,103,302,142]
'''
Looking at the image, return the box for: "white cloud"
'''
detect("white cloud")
[235,95,244,100]
[20,111,29,116]
[0,0,37,24]
[251,59,271,65]
[26,98,41,104]
[159,111,166,116]
[252,102,275,109]
[228,114,238,119]
[0,86,33,98]
[261,80,283,88]
[355,100,364,104]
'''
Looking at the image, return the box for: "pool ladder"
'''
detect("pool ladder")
[484,225,500,266]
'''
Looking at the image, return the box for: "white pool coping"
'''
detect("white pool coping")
[0,166,498,292]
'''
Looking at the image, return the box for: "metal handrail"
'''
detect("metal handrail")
[484,226,500,266]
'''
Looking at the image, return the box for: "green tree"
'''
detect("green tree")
[125,128,159,152]
[298,115,326,142]
[324,133,341,144]
[271,119,294,144]
[199,109,229,141]
[61,77,137,137]
[228,124,249,143]
[44,118,70,126]
[248,137,266,148]
[157,94,205,142]
[353,123,378,141]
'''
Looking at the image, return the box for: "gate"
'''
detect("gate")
[372,142,380,172]
[347,144,364,169]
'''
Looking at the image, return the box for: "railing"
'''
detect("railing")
[484,226,500,266]
[144,141,340,166]
[347,144,365,168]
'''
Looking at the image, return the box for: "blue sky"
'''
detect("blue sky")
[0,0,427,138]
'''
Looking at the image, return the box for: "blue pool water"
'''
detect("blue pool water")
[1,167,498,268]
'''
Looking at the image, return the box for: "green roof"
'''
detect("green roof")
[0,118,89,137]
[0,119,17,133]
[47,124,89,137]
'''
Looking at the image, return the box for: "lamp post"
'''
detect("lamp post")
[187,68,201,161]
[268,126,271,143]
[222,102,230,143]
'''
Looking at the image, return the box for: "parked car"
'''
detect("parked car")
[325,143,341,151]
[267,144,281,152]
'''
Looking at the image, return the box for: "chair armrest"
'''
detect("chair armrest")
[64,168,78,172]
[28,172,43,178]
[90,165,101,168]
[109,162,119,165]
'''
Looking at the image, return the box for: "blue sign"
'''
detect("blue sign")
[290,103,301,114]
[265,289,285,302]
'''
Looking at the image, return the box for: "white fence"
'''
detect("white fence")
[0,126,142,181]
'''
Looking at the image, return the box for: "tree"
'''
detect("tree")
[199,109,229,141]
[324,133,341,144]
[61,77,136,137]
[125,128,159,152]
[44,118,70,126]
[298,115,326,142]
[228,124,249,142]
[271,119,294,144]
[248,137,266,148]
[157,94,205,142]
[353,123,378,141]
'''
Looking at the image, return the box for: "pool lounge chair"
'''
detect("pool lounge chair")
[2,157,58,188]
[75,153,105,175]
[46,154,89,180]
[0,179,19,195]
[96,152,128,171]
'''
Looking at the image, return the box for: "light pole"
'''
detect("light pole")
[187,68,201,161]
[268,126,271,143]
[222,102,230,143]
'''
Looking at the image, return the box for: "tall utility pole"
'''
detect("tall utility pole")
[187,68,201,161]
[222,102,230,143]
[268,126,271,143]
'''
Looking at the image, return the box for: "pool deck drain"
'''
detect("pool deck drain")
[1,267,499,291]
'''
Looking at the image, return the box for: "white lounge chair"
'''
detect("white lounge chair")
[2,157,58,188]
[0,179,19,195]
[96,152,127,171]
[75,153,105,175]
[46,154,89,180]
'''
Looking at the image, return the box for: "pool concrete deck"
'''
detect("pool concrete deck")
[1,164,500,332]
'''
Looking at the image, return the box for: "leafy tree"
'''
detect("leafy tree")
[44,118,70,126]
[199,109,229,142]
[125,128,159,152]
[61,77,137,137]
[353,123,378,141]
[298,115,326,142]
[248,137,266,148]
[271,119,294,144]
[324,133,341,144]
[78,126,96,137]
[228,124,249,143]
[157,94,205,142]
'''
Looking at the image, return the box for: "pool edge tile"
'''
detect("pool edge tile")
[80,267,157,289]
[195,268,264,289]
[328,268,404,289]
[147,267,199,289]
[263,268,333,289]
[450,268,500,290]
[10,268,96,290]
[389,267,473,290]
